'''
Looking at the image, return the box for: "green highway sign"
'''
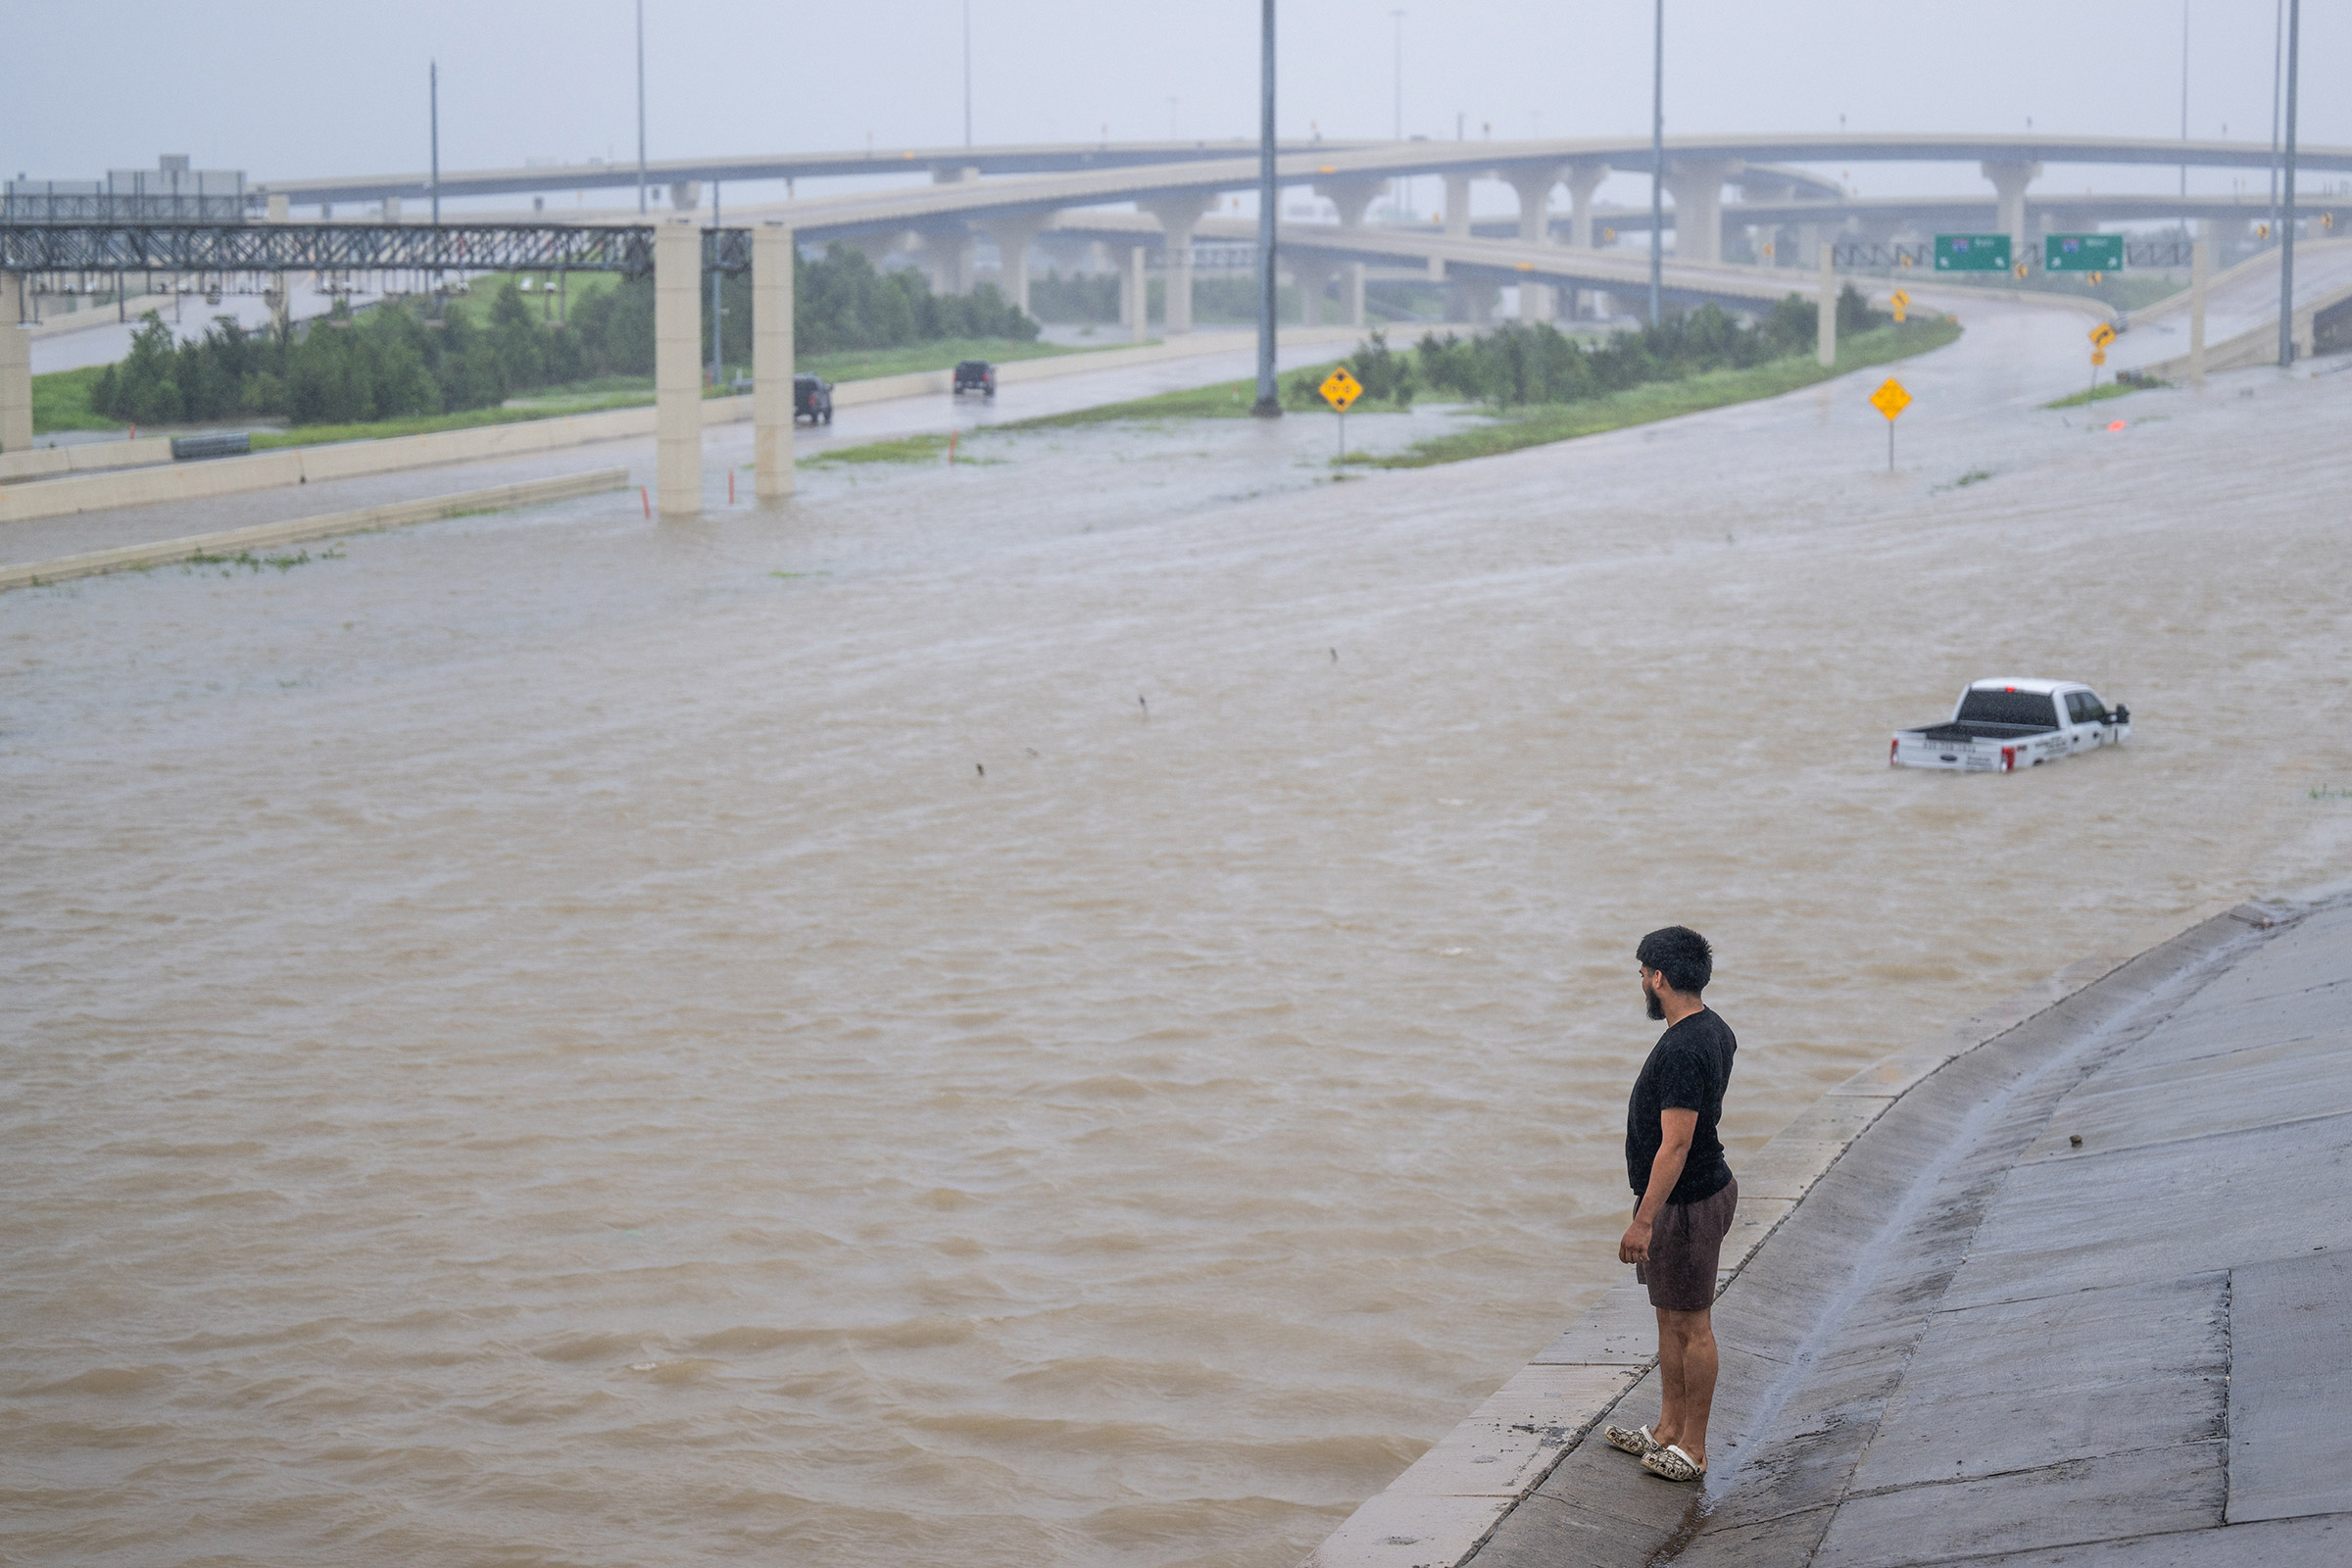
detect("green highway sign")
[1935,233,2012,272]
[2045,233,2126,271]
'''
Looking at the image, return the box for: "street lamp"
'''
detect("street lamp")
[1252,0,1280,416]
[1648,0,1663,327]
[635,0,648,215]
[2278,0,2301,368]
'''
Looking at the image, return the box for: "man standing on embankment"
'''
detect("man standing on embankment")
[1603,925,1738,1484]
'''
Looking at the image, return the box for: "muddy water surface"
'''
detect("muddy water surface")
[7,315,2351,1567]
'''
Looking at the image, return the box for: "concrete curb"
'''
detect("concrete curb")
[0,467,629,592]
[1297,901,2289,1568]
[0,436,178,486]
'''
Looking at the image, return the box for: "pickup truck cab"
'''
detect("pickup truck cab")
[1891,679,2131,772]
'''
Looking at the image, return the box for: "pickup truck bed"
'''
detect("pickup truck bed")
[1892,679,2130,772]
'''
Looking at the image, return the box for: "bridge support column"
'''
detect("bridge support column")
[1122,244,1150,341]
[1146,193,1215,334]
[753,222,795,501]
[920,229,974,296]
[1563,162,1609,248]
[1293,257,1335,326]
[1981,161,2040,262]
[2189,223,2210,387]
[1503,166,1563,320]
[1343,262,1366,326]
[1817,242,1837,368]
[1662,159,1742,266]
[980,212,1051,316]
[0,274,29,455]
[654,220,702,517]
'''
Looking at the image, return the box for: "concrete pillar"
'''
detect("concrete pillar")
[1662,159,1742,266]
[654,220,702,517]
[1438,171,1473,280]
[2189,224,2210,387]
[1504,165,1563,321]
[267,193,288,221]
[669,180,702,212]
[1817,242,1837,368]
[1343,262,1366,326]
[1796,220,1823,268]
[382,196,401,222]
[1145,193,1214,334]
[1316,178,1387,232]
[1123,244,1149,342]
[0,274,30,455]
[1294,256,1336,325]
[1981,161,2040,261]
[1563,163,1609,248]
[1466,278,1497,326]
[980,212,1050,316]
[753,223,795,501]
[919,228,974,295]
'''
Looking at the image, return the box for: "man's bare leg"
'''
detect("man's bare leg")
[1652,1306,1686,1448]
[1653,1306,1717,1464]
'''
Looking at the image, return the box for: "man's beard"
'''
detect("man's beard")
[1644,982,1665,1021]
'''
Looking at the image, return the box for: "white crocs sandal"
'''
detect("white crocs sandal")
[1641,1444,1705,1482]
[1603,1422,1661,1456]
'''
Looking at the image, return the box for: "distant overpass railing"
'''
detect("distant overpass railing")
[0,224,768,301]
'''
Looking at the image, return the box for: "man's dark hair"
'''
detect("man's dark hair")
[1637,926,1713,995]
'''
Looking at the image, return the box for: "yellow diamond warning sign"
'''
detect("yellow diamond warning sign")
[2089,321,2118,349]
[1319,368,1363,411]
[1870,379,1912,421]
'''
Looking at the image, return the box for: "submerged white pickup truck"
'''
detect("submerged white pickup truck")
[1891,679,2132,772]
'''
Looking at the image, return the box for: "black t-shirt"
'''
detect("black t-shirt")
[1625,1007,1737,1205]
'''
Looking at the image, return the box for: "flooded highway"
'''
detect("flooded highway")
[7,303,2351,1568]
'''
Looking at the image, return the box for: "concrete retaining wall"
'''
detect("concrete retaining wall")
[0,436,178,486]
[0,467,628,593]
[2141,277,2352,379]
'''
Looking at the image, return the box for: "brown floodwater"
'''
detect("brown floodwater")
[7,305,2351,1567]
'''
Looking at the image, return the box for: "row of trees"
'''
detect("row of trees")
[1316,288,1888,409]
[87,246,1042,428]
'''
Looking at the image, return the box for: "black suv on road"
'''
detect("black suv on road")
[794,373,834,424]
[952,360,997,397]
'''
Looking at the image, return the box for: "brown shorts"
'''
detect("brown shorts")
[1635,1175,1739,1313]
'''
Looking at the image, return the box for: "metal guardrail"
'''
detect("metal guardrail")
[0,224,763,283]
[2,194,251,224]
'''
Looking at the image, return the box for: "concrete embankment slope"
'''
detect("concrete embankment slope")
[1310,896,2352,1568]
[1456,897,2352,1567]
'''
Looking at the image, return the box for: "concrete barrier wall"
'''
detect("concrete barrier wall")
[0,436,178,486]
[2141,276,2352,379]
[1,327,1372,525]
[0,467,629,593]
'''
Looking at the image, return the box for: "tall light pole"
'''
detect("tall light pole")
[2179,1,2189,199]
[1648,0,1663,327]
[1390,10,1406,220]
[1251,0,1281,417]
[635,0,648,215]
[2278,0,2300,368]
[2269,0,2284,245]
[962,0,973,148]
[429,59,440,226]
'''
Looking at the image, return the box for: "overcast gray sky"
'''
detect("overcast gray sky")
[6,1,2340,206]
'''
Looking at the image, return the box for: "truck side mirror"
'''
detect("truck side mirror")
[2111,705,2130,725]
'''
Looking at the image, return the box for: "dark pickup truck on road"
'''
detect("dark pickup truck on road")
[794,373,833,424]
[952,360,997,397]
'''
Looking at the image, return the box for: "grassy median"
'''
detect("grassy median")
[1351,318,1961,469]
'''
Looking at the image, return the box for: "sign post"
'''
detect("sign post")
[1319,366,1362,463]
[2087,321,2118,403]
[1870,377,1910,471]
[1933,233,2011,273]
